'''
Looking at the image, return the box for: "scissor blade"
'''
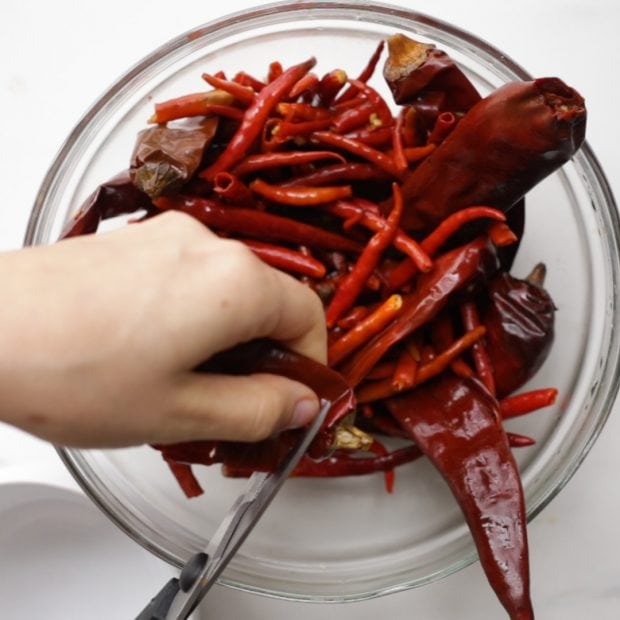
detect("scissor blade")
[166,398,330,619]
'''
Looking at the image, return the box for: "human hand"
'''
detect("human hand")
[0,212,326,447]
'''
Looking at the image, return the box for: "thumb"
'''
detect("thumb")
[165,372,320,443]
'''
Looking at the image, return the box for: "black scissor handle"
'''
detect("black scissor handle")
[135,552,208,620]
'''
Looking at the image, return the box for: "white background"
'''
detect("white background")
[1,1,619,618]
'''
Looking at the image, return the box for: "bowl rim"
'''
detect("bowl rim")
[29,0,620,603]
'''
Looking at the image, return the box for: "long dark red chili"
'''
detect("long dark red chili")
[154,195,363,253]
[387,374,534,620]
[398,78,586,230]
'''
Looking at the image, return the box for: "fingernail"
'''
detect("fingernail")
[288,398,320,429]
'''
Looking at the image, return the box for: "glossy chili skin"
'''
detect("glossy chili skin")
[387,374,534,620]
[399,77,586,231]
[482,272,555,398]
[343,235,499,386]
[60,170,152,238]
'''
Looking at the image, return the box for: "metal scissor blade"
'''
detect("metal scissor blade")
[164,398,331,619]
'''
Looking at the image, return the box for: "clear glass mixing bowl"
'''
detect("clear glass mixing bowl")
[25,0,620,602]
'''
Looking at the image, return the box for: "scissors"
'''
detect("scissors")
[136,399,331,620]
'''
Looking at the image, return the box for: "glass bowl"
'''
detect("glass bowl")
[25,0,620,603]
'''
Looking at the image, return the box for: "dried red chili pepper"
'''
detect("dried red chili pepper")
[317,69,347,105]
[391,108,408,173]
[240,240,326,279]
[398,77,586,230]
[288,72,320,99]
[327,201,432,269]
[201,73,256,105]
[164,460,203,498]
[460,299,496,394]
[294,443,421,480]
[162,432,405,493]
[312,130,402,178]
[201,340,358,458]
[344,126,393,148]
[328,294,403,366]
[403,143,436,162]
[249,178,353,206]
[201,57,317,180]
[331,100,376,134]
[386,205,506,291]
[488,221,519,247]
[154,195,363,253]
[383,34,481,112]
[391,347,418,391]
[344,236,499,386]
[213,172,255,207]
[232,71,266,92]
[347,79,394,128]
[231,150,345,176]
[129,117,219,200]
[481,266,555,398]
[267,61,283,83]
[387,374,534,620]
[276,102,332,121]
[356,325,486,402]
[281,162,390,187]
[325,183,404,327]
[60,170,153,238]
[427,111,457,145]
[148,90,238,123]
[335,40,385,104]
[500,388,558,419]
[431,311,474,379]
[336,305,370,331]
[505,432,536,448]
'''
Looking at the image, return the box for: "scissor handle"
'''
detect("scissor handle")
[135,578,179,620]
[135,552,210,620]
[137,399,331,620]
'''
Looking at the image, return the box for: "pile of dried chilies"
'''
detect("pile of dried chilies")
[62,33,586,619]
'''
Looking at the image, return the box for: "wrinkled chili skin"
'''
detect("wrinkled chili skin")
[483,272,555,398]
[60,170,153,238]
[383,35,481,114]
[129,117,219,199]
[398,78,586,231]
[387,374,533,620]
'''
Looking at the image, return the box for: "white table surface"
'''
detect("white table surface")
[1,1,619,618]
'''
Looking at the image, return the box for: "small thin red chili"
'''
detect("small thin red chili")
[326,183,403,327]
[250,178,353,206]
